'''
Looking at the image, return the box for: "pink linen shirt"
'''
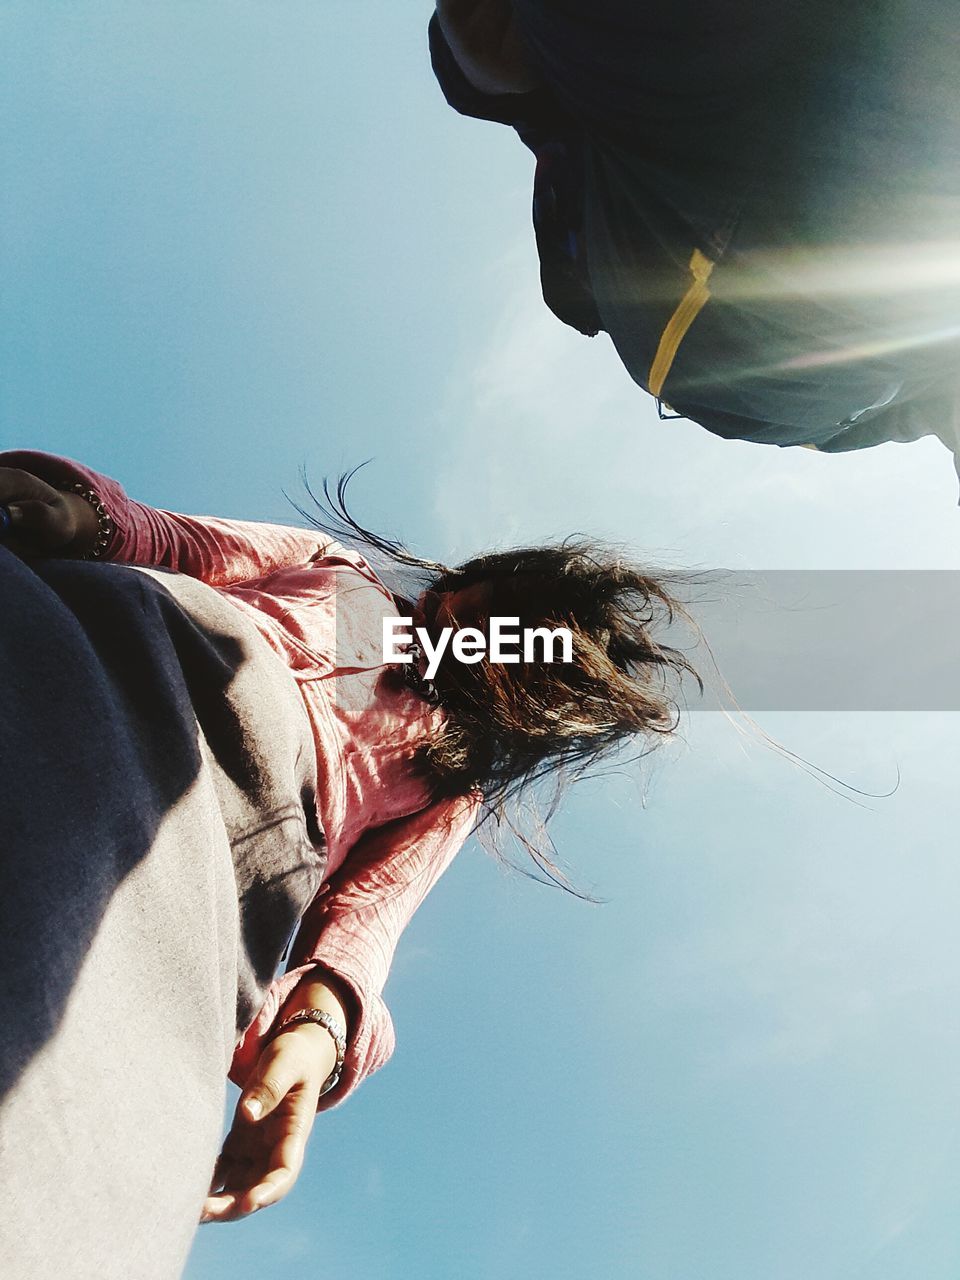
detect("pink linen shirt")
[3,451,481,1108]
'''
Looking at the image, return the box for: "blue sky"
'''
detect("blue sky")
[4,5,960,1279]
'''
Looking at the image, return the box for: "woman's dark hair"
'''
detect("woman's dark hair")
[292,470,701,886]
[416,546,698,796]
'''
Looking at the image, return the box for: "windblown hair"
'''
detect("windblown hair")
[293,470,701,885]
[417,546,697,799]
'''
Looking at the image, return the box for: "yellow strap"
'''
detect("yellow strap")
[648,248,715,399]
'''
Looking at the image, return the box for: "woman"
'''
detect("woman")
[431,1,960,464]
[0,450,694,1278]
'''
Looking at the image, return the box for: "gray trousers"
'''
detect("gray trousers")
[0,548,326,1279]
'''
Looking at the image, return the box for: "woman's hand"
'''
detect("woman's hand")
[201,1021,338,1224]
[0,467,99,556]
[202,972,349,1224]
[436,0,541,96]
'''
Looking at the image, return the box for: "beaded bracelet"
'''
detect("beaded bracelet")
[268,1007,347,1098]
[61,483,115,560]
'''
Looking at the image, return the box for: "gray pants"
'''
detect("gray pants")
[0,548,326,1278]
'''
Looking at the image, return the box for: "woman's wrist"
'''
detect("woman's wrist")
[59,484,115,558]
[272,1019,340,1085]
[274,970,351,1096]
[60,491,101,556]
[282,970,350,1024]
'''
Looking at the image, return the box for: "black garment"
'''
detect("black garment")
[431,3,960,456]
[0,549,325,1277]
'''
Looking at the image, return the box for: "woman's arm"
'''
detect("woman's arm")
[231,792,482,1106]
[0,450,334,587]
[208,793,479,1223]
[202,971,350,1224]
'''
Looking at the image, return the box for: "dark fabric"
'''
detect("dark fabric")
[428,12,559,132]
[429,15,600,335]
[0,548,325,1277]
[431,2,960,454]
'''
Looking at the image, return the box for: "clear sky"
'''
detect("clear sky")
[4,5,960,1279]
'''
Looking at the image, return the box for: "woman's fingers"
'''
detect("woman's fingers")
[207,1147,251,1195]
[0,468,102,555]
[0,500,46,548]
[200,1192,236,1222]
[239,1039,303,1121]
[199,1124,306,1222]
[3,499,59,542]
[245,1158,301,1212]
[0,467,54,498]
[0,480,76,554]
[243,1082,317,1205]
[251,1111,317,1201]
[200,1028,333,1224]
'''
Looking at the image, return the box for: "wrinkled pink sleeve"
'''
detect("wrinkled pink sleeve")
[230,791,482,1109]
[3,452,482,1108]
[0,450,331,584]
